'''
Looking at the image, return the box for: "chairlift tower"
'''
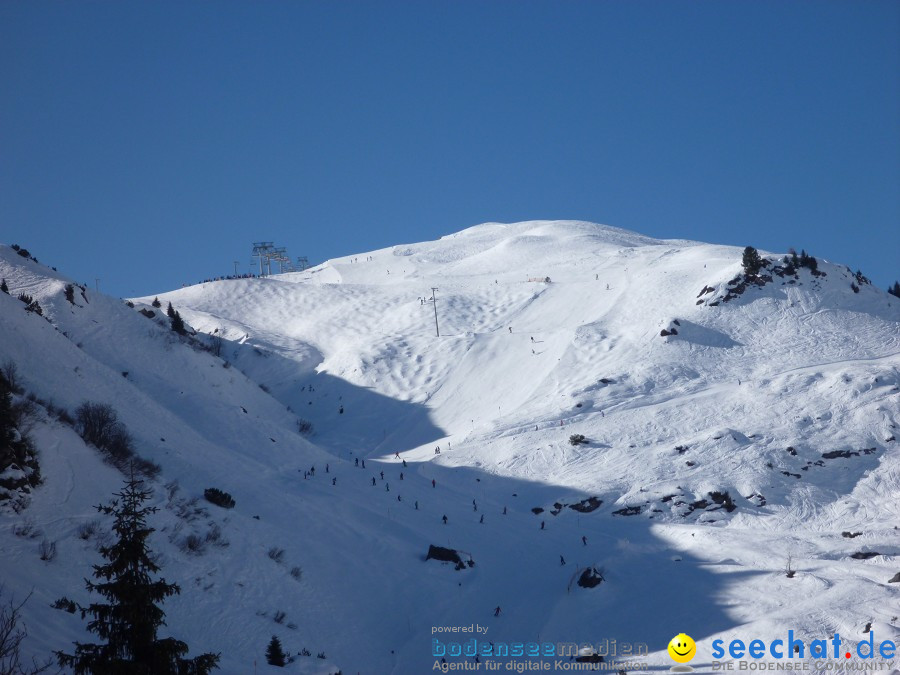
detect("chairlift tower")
[252,242,274,277]
[272,247,294,273]
[252,241,308,276]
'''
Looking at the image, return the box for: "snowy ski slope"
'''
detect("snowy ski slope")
[1,221,898,673]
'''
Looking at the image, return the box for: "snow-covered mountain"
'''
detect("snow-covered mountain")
[1,221,898,674]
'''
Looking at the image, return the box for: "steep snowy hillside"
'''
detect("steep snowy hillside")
[2,221,899,674]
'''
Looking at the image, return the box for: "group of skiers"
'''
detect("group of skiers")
[303,444,594,621]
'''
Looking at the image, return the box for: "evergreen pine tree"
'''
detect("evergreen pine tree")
[265,636,286,667]
[806,255,818,272]
[0,278,8,294]
[0,369,40,488]
[64,283,76,305]
[166,303,186,335]
[171,310,186,336]
[741,246,762,275]
[56,472,219,674]
[152,297,161,308]
[889,281,900,298]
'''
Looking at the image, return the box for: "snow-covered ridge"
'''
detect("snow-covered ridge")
[1,222,899,673]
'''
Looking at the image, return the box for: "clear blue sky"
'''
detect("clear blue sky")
[1,0,898,297]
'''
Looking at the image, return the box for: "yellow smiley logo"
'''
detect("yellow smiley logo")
[668,633,696,663]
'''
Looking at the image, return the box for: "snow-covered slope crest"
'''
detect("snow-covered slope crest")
[438,219,681,249]
[317,219,698,280]
[2,221,900,674]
